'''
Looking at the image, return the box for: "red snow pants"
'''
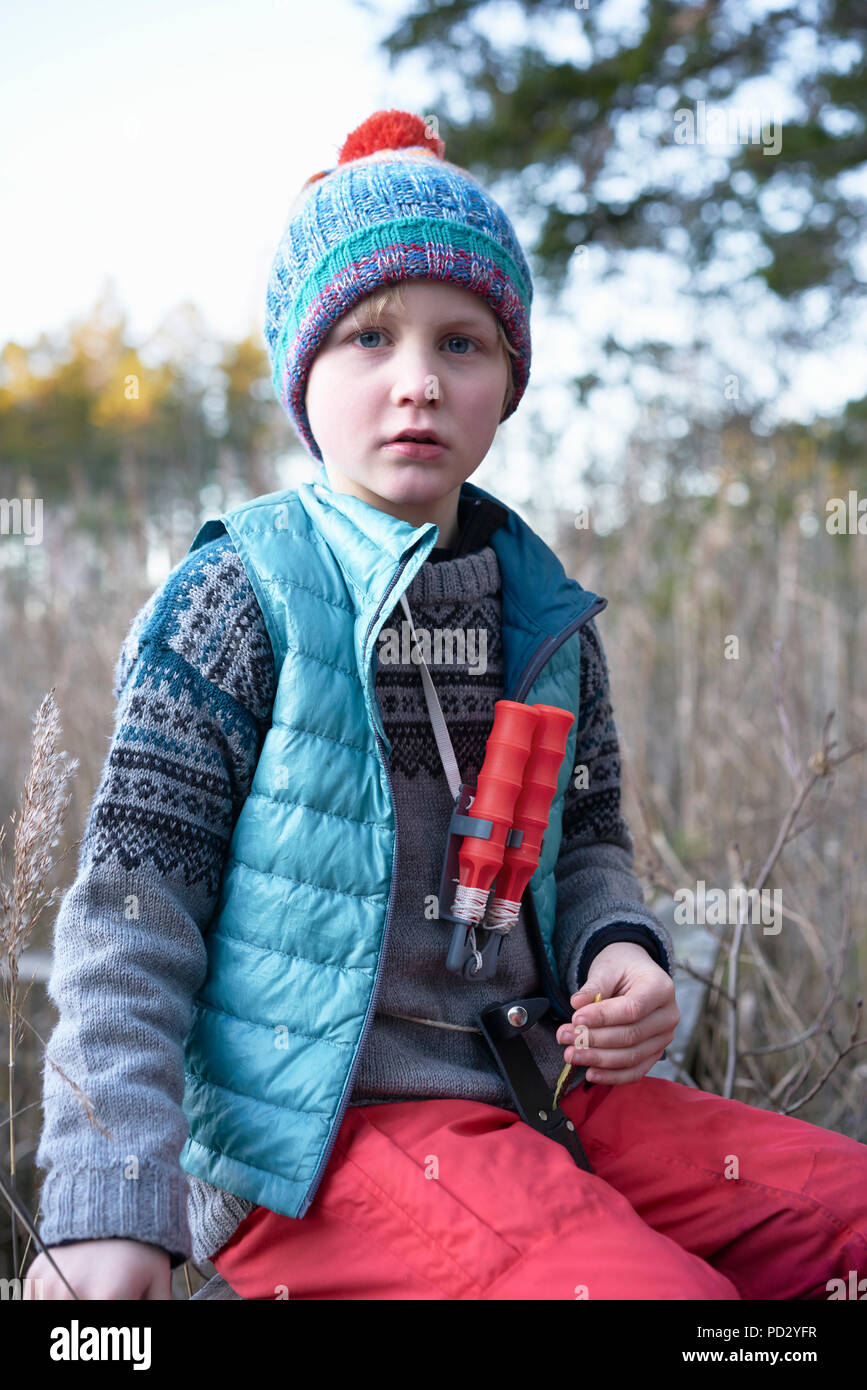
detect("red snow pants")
[211,1076,867,1300]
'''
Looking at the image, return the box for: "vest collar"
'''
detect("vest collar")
[297,466,439,616]
[297,464,607,702]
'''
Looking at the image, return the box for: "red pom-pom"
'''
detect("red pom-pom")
[337,110,445,165]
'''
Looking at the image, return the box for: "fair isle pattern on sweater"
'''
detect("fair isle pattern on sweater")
[36,529,674,1269]
[98,542,277,897]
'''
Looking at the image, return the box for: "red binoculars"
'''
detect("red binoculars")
[436,700,575,980]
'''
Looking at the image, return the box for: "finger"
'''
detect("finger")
[564,986,606,1035]
[571,971,675,1017]
[570,984,603,1004]
[560,1003,679,1050]
[565,1029,673,1070]
[571,989,672,1035]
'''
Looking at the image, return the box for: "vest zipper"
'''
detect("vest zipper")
[300,549,421,1215]
[300,575,607,1213]
[509,594,609,1024]
[509,595,607,703]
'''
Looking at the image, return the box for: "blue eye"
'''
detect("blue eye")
[349,328,478,353]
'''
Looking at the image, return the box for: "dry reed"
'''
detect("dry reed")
[0,688,92,1294]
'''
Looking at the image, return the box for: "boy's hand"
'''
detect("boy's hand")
[556,941,679,1085]
[27,1238,172,1300]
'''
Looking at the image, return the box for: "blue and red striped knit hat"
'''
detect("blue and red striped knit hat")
[264,109,534,461]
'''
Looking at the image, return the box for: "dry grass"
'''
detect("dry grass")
[555,437,867,1139]
[0,688,97,1292]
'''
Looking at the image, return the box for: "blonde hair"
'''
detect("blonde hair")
[346,282,518,419]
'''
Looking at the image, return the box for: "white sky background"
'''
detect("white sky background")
[2,0,865,533]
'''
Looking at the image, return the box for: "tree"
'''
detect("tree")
[371,0,867,454]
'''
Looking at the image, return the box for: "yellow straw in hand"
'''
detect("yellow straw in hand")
[552,992,602,1110]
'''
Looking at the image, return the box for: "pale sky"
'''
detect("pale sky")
[2,0,865,526]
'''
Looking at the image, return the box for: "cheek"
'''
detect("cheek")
[305,362,340,433]
[458,363,509,424]
[309,358,381,419]
[303,362,322,420]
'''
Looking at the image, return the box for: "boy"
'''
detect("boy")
[31,111,866,1300]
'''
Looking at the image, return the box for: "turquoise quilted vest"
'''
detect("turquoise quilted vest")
[178,465,607,1219]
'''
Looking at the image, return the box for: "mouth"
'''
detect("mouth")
[383,429,447,459]
[385,429,445,446]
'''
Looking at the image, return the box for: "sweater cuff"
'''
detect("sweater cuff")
[37,1162,192,1270]
[570,921,673,997]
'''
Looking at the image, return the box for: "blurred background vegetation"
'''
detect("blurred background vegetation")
[2,0,866,1281]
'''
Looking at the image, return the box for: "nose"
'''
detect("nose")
[388,343,442,408]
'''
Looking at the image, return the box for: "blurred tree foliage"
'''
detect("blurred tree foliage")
[0,289,282,549]
[378,0,865,302]
[373,0,867,461]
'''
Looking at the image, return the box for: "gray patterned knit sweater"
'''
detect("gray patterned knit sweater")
[35,514,674,1270]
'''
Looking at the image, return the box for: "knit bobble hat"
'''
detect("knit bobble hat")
[264,109,533,461]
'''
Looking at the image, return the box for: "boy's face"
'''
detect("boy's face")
[304,278,511,550]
